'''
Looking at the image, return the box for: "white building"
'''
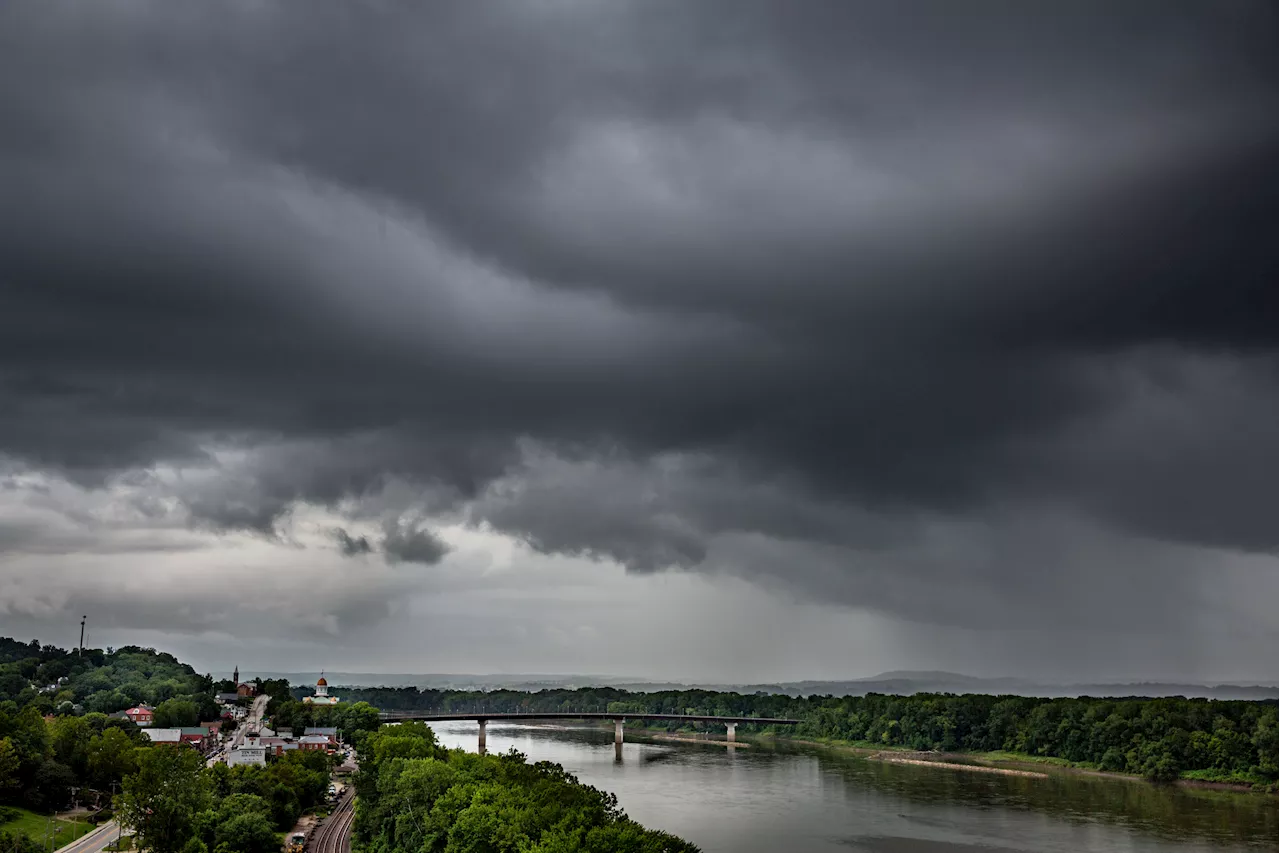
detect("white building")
[141,728,182,744]
[227,733,267,767]
[302,675,340,706]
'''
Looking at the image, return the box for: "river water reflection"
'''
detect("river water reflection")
[424,721,1276,853]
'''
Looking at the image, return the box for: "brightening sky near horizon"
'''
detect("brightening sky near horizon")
[0,1,1275,684]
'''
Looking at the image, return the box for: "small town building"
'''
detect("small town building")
[141,728,183,744]
[123,705,154,726]
[215,692,241,705]
[299,734,331,752]
[302,675,340,706]
[178,727,213,751]
[304,727,340,744]
[227,733,268,766]
[258,736,299,756]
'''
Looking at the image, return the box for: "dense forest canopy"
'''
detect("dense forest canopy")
[353,721,698,852]
[0,636,217,719]
[0,637,223,815]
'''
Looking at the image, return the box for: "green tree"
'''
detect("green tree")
[117,746,211,853]
[338,701,381,742]
[50,715,93,779]
[30,760,76,811]
[153,700,200,728]
[88,728,140,789]
[213,812,279,853]
[0,738,20,798]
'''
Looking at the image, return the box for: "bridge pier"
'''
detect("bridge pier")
[614,718,624,745]
[615,741,623,763]
[478,719,487,755]
[726,722,737,743]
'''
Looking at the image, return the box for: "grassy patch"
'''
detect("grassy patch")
[105,836,135,851]
[0,806,96,849]
[1179,768,1271,786]
[782,736,916,752]
[974,750,1080,768]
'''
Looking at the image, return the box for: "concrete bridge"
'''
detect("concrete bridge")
[378,711,800,754]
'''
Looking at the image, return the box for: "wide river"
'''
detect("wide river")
[425,721,1276,853]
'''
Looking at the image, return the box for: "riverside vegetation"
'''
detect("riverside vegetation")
[353,722,698,852]
[331,685,1279,789]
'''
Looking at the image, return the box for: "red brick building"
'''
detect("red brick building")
[123,705,154,726]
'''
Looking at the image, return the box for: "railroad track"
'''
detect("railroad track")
[308,791,355,853]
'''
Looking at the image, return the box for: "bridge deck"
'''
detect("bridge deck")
[379,711,800,725]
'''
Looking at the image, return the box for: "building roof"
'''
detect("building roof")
[124,705,154,715]
[304,727,338,736]
[299,735,331,745]
[142,729,183,743]
[316,676,327,687]
[178,727,211,736]
[215,692,240,703]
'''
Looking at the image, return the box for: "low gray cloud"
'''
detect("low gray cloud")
[0,1,1273,679]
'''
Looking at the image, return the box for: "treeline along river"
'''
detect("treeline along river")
[295,685,1278,787]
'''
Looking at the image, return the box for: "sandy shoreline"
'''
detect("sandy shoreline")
[867,752,1047,778]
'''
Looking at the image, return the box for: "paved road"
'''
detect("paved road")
[234,695,270,745]
[209,693,269,766]
[53,821,125,853]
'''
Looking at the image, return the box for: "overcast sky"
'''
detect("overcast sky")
[0,1,1274,685]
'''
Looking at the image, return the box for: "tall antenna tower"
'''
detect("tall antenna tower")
[79,615,87,656]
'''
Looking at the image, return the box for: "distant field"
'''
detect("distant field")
[0,807,96,848]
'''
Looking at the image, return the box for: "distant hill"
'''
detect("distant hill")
[238,669,1278,700]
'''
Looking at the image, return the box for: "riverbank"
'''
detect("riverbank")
[868,752,1047,778]
[522,721,1274,794]
[761,736,1273,793]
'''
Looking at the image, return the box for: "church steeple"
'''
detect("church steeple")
[233,665,239,684]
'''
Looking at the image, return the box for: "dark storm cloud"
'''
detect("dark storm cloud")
[382,520,451,567]
[333,528,373,558]
[0,1,1274,640]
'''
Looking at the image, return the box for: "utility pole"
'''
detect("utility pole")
[79,615,87,656]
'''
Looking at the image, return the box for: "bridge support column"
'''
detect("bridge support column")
[615,719,624,745]
[615,741,623,763]
[478,719,487,755]
[726,723,737,742]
